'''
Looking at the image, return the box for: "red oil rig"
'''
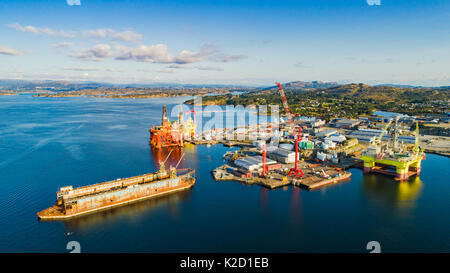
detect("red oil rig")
[150,105,195,149]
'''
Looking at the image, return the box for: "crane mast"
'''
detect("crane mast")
[275,82,294,125]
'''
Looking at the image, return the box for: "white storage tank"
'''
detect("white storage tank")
[279,143,294,151]
[317,152,327,161]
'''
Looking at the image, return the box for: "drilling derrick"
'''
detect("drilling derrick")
[149,105,184,149]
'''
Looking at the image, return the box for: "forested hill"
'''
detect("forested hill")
[186,83,450,118]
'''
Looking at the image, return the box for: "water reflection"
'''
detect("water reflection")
[362,174,423,209]
[260,187,269,210]
[150,146,185,170]
[149,143,199,171]
[290,187,303,224]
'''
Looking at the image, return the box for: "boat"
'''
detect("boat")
[37,165,195,220]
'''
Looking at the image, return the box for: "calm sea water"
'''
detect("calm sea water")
[0,94,449,253]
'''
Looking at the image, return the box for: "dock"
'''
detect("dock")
[212,161,353,190]
[292,171,351,190]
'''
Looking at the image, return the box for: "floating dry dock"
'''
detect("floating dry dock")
[37,167,195,220]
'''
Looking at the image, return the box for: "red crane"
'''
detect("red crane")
[276,82,294,126]
[260,143,268,178]
[288,131,304,178]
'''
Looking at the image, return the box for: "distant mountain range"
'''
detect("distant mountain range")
[279,80,341,89]
[1,79,449,97]
[0,79,254,92]
[256,81,340,92]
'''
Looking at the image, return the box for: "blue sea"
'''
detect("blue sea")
[0,94,449,252]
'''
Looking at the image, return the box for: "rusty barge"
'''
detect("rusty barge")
[37,166,195,220]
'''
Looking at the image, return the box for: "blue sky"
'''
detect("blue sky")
[0,0,449,86]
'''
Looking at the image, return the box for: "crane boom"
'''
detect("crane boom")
[275,82,294,125]
[375,119,393,144]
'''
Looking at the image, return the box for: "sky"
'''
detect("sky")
[0,0,449,86]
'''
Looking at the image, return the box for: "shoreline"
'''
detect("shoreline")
[423,149,450,158]
[33,92,224,99]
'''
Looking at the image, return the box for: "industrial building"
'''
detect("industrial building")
[315,129,338,137]
[234,156,276,171]
[267,148,299,164]
[324,134,347,143]
[347,128,416,144]
[334,119,360,129]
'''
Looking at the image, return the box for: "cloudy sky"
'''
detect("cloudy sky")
[0,0,449,86]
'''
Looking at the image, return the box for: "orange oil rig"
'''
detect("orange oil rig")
[150,105,196,149]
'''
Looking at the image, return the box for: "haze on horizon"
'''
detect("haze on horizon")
[0,0,449,86]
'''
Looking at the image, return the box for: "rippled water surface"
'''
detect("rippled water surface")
[0,95,449,252]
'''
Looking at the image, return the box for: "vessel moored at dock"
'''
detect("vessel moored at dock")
[37,166,195,220]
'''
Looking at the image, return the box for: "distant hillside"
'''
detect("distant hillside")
[255,80,340,94]
[0,79,110,92]
[186,82,450,117]
[315,83,450,102]
[282,80,340,90]
[194,83,449,104]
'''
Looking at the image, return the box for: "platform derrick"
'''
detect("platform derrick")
[362,118,425,181]
[150,105,185,149]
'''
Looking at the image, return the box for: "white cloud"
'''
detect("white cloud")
[157,68,176,74]
[209,54,248,63]
[111,30,142,43]
[40,27,76,38]
[71,44,113,61]
[7,23,39,34]
[83,28,142,43]
[174,44,219,64]
[114,43,218,64]
[115,44,173,63]
[51,42,73,49]
[0,45,22,56]
[167,64,189,69]
[63,67,101,71]
[196,66,223,71]
[7,23,76,38]
[82,29,110,39]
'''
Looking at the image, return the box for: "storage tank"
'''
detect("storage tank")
[279,143,294,151]
[317,152,327,161]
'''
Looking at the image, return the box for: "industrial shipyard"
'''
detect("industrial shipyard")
[37,82,432,221]
[2,0,450,261]
[148,83,428,192]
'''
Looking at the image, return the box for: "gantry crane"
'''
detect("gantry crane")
[260,143,268,178]
[288,131,304,178]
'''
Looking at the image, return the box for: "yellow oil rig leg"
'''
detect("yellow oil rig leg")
[363,158,375,174]
[410,160,422,177]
